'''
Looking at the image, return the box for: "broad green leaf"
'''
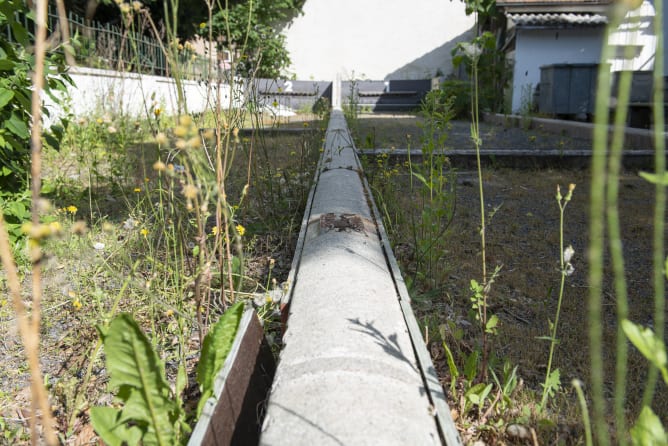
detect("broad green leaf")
[90,406,142,446]
[0,58,15,71]
[196,302,244,417]
[442,341,459,393]
[411,171,430,188]
[0,88,13,109]
[486,314,499,333]
[622,319,668,384]
[98,314,178,446]
[639,171,668,186]
[5,113,28,139]
[464,350,479,382]
[630,406,668,446]
[176,362,187,405]
[465,382,492,406]
[541,368,561,399]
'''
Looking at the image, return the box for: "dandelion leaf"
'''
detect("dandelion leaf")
[622,319,668,384]
[196,301,245,417]
[92,314,179,446]
[630,406,668,446]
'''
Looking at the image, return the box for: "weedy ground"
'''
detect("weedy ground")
[355,113,667,444]
[0,111,325,444]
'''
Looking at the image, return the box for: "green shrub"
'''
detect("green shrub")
[0,0,70,193]
[423,80,471,120]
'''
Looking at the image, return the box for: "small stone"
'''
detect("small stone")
[506,423,531,440]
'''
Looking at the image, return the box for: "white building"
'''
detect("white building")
[498,0,668,113]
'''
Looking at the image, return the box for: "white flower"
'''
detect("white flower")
[93,242,105,250]
[459,42,482,59]
[563,245,575,263]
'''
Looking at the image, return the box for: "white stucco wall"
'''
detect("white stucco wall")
[43,67,235,124]
[511,27,604,112]
[281,0,476,81]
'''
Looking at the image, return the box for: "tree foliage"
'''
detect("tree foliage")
[202,0,306,78]
[64,0,305,78]
[0,0,70,193]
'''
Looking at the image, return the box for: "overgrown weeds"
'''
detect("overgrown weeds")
[0,0,323,443]
[357,7,668,439]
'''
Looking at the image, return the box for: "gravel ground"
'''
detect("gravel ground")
[354,113,668,432]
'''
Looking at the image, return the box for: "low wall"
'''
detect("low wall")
[43,67,236,123]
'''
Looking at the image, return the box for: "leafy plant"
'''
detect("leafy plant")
[91,314,189,446]
[452,32,510,114]
[202,0,306,78]
[196,301,245,417]
[0,0,70,192]
[539,183,576,410]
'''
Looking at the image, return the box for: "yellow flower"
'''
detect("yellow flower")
[154,107,162,117]
[71,220,88,235]
[165,309,174,317]
[211,226,219,235]
[140,228,149,237]
[134,187,141,193]
[182,184,198,199]
[72,299,82,311]
[199,22,206,29]
[179,115,193,127]
[153,160,166,171]
[174,126,188,138]
[155,132,168,145]
[96,117,103,124]
[236,224,245,237]
[66,205,78,214]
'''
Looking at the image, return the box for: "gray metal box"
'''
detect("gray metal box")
[539,63,599,116]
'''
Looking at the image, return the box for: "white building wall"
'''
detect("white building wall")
[510,0,668,113]
[281,0,476,81]
[511,27,604,112]
[608,0,663,71]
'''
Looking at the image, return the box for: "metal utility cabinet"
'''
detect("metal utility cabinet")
[539,63,599,117]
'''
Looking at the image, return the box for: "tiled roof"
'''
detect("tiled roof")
[507,12,608,25]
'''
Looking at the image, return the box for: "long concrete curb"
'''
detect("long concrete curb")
[483,112,667,149]
[259,110,461,445]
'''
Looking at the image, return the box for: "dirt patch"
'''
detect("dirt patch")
[355,113,668,438]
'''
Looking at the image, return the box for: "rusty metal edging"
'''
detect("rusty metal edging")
[188,307,275,446]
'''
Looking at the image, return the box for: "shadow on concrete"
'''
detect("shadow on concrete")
[347,317,419,376]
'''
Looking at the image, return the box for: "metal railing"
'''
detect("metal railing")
[4,4,218,80]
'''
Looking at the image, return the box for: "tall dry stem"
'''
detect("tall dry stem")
[22,1,59,443]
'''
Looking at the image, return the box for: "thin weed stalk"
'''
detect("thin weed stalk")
[470,38,491,381]
[643,0,666,407]
[589,20,614,446]
[26,0,59,443]
[540,183,575,410]
[607,28,637,442]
